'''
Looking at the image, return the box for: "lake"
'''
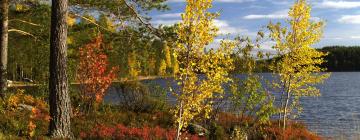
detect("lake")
[104,72,360,139]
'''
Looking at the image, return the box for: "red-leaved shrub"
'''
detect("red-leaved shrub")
[80,124,204,140]
[77,35,118,111]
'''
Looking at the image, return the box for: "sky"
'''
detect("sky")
[148,0,360,49]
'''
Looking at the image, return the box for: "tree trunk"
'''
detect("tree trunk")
[176,101,183,140]
[0,0,8,98]
[48,0,72,138]
[282,91,290,130]
[278,93,284,128]
[282,76,292,130]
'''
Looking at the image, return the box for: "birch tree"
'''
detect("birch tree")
[267,0,330,129]
[173,0,234,139]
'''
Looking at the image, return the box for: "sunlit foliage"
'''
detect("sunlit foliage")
[6,90,49,137]
[267,0,330,129]
[173,0,234,138]
[77,36,118,111]
[230,35,276,125]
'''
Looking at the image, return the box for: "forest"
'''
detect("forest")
[0,0,351,139]
[248,46,360,73]
[320,46,360,72]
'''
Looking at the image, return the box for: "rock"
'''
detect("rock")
[187,123,209,136]
[17,104,34,111]
[6,80,13,87]
[23,78,34,83]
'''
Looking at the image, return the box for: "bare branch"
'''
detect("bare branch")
[9,19,42,27]
[71,13,114,33]
[123,0,163,38]
[8,28,36,38]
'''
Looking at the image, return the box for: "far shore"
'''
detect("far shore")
[8,71,359,88]
[7,75,171,88]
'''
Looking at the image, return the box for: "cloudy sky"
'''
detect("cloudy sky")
[148,0,360,48]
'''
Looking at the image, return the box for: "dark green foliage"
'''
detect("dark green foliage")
[233,46,360,73]
[8,4,51,82]
[230,75,276,125]
[320,46,360,72]
[114,81,168,113]
[0,110,31,136]
[208,122,226,140]
[7,0,176,83]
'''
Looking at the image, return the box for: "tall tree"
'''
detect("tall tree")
[48,0,71,138]
[173,0,234,139]
[268,0,330,129]
[0,0,8,98]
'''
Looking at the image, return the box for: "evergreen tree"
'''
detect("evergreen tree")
[48,0,72,138]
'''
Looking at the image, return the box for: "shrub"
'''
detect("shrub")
[0,90,49,138]
[71,107,175,137]
[114,81,168,113]
[208,122,226,140]
[213,112,321,140]
[79,123,204,140]
[77,35,118,112]
[262,122,321,140]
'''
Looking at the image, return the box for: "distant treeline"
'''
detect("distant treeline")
[319,46,360,72]
[232,46,360,73]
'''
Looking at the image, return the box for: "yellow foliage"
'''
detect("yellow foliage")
[27,121,36,137]
[128,51,140,78]
[173,0,234,137]
[99,14,116,32]
[5,90,50,137]
[158,59,167,76]
[67,15,76,27]
[67,36,73,45]
[163,42,172,67]
[267,0,330,128]
[14,4,29,12]
[172,53,179,75]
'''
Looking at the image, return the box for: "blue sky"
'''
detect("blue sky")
[148,0,360,49]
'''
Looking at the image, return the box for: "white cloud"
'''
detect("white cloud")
[265,0,290,5]
[316,0,360,9]
[351,36,360,39]
[214,20,254,35]
[244,9,322,21]
[260,41,276,51]
[207,39,237,49]
[311,17,322,22]
[243,14,288,20]
[152,19,181,26]
[243,10,288,20]
[167,0,255,3]
[338,15,360,24]
[326,37,344,40]
[156,13,182,18]
[214,0,255,3]
[152,18,254,36]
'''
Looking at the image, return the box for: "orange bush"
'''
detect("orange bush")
[80,124,204,140]
[263,122,322,140]
[6,90,50,137]
[213,112,322,140]
[77,35,118,109]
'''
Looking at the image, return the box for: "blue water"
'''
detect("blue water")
[105,72,360,139]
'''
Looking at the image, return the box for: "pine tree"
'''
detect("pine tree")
[48,0,72,138]
[0,0,8,98]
